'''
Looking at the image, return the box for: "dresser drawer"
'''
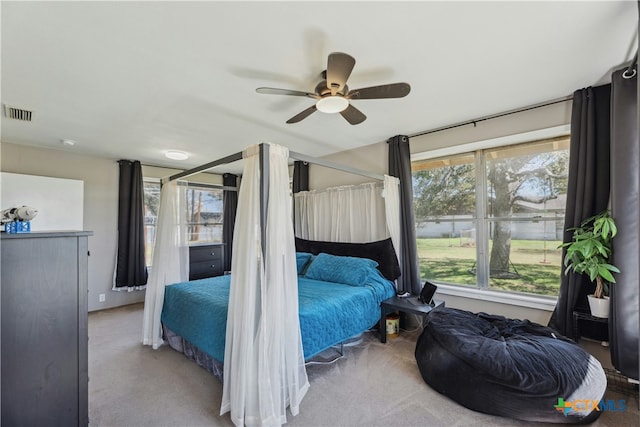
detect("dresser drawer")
[189,244,224,280]
[189,245,223,262]
[189,260,224,280]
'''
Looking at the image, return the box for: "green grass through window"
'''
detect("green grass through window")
[417,238,562,296]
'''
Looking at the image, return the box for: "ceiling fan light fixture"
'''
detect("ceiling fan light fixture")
[316,96,349,114]
[257,52,410,124]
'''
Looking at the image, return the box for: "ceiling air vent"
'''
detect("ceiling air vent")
[3,104,33,121]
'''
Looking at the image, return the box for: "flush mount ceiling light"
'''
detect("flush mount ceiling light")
[61,139,76,146]
[315,96,349,114]
[165,150,189,160]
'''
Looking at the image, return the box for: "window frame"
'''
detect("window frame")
[411,125,570,309]
[142,178,225,267]
[183,181,224,245]
[143,178,161,268]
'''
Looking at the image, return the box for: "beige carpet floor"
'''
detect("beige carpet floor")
[88,303,639,427]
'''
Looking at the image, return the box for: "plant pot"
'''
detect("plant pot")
[587,295,610,319]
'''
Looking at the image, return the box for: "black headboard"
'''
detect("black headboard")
[295,237,401,281]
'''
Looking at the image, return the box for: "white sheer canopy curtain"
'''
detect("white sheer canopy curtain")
[142,180,189,349]
[221,144,309,427]
[293,176,401,260]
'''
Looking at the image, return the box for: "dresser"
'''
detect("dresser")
[189,243,225,280]
[1,231,92,426]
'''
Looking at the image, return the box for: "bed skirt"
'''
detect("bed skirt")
[163,323,369,381]
[163,324,225,381]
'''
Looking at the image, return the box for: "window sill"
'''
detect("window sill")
[434,283,558,311]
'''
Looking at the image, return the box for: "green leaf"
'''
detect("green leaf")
[598,267,616,283]
[602,263,621,273]
[595,243,608,257]
[562,210,620,286]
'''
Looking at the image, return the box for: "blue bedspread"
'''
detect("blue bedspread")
[161,272,395,362]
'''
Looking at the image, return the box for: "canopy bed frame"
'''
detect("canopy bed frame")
[142,143,401,427]
[164,144,390,264]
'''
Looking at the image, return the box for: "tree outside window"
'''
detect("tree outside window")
[185,186,223,244]
[143,181,161,267]
[413,153,477,286]
[412,136,569,297]
[142,181,223,267]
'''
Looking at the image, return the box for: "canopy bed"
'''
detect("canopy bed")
[142,143,401,427]
[161,247,398,376]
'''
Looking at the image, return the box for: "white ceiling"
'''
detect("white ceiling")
[1,1,637,172]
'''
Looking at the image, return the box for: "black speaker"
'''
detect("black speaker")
[419,281,437,305]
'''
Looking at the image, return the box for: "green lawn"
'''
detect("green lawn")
[417,238,562,296]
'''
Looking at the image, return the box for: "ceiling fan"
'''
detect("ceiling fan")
[256,52,411,125]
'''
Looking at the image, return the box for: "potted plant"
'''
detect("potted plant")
[560,210,620,318]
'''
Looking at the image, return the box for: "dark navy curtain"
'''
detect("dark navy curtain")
[292,160,309,236]
[292,160,309,193]
[388,135,420,295]
[548,85,611,337]
[115,160,148,288]
[222,173,238,273]
[609,64,639,380]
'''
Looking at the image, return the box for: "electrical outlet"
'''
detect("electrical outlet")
[99,293,106,303]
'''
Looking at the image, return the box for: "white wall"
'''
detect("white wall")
[142,164,223,185]
[1,172,84,230]
[1,142,140,311]
[409,101,571,153]
[309,140,388,190]
[0,142,222,312]
[435,294,553,325]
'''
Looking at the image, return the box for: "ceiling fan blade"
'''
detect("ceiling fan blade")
[340,104,366,125]
[347,83,411,99]
[286,105,317,124]
[326,52,355,95]
[256,87,318,99]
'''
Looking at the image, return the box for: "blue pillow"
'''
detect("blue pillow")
[304,252,378,286]
[295,237,401,281]
[296,252,313,275]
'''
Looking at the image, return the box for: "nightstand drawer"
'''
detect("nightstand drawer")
[189,260,223,280]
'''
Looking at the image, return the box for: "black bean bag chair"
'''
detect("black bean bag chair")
[415,307,606,424]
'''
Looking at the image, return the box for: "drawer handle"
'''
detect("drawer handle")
[210,252,216,256]
[211,264,216,268]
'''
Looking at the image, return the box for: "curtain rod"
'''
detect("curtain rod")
[162,144,385,185]
[408,95,573,139]
[289,150,385,181]
[165,151,244,184]
[623,50,638,78]
[119,160,227,175]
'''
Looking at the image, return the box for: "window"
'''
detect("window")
[143,181,160,267]
[413,153,477,286]
[184,184,223,244]
[412,136,570,297]
[143,180,224,267]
